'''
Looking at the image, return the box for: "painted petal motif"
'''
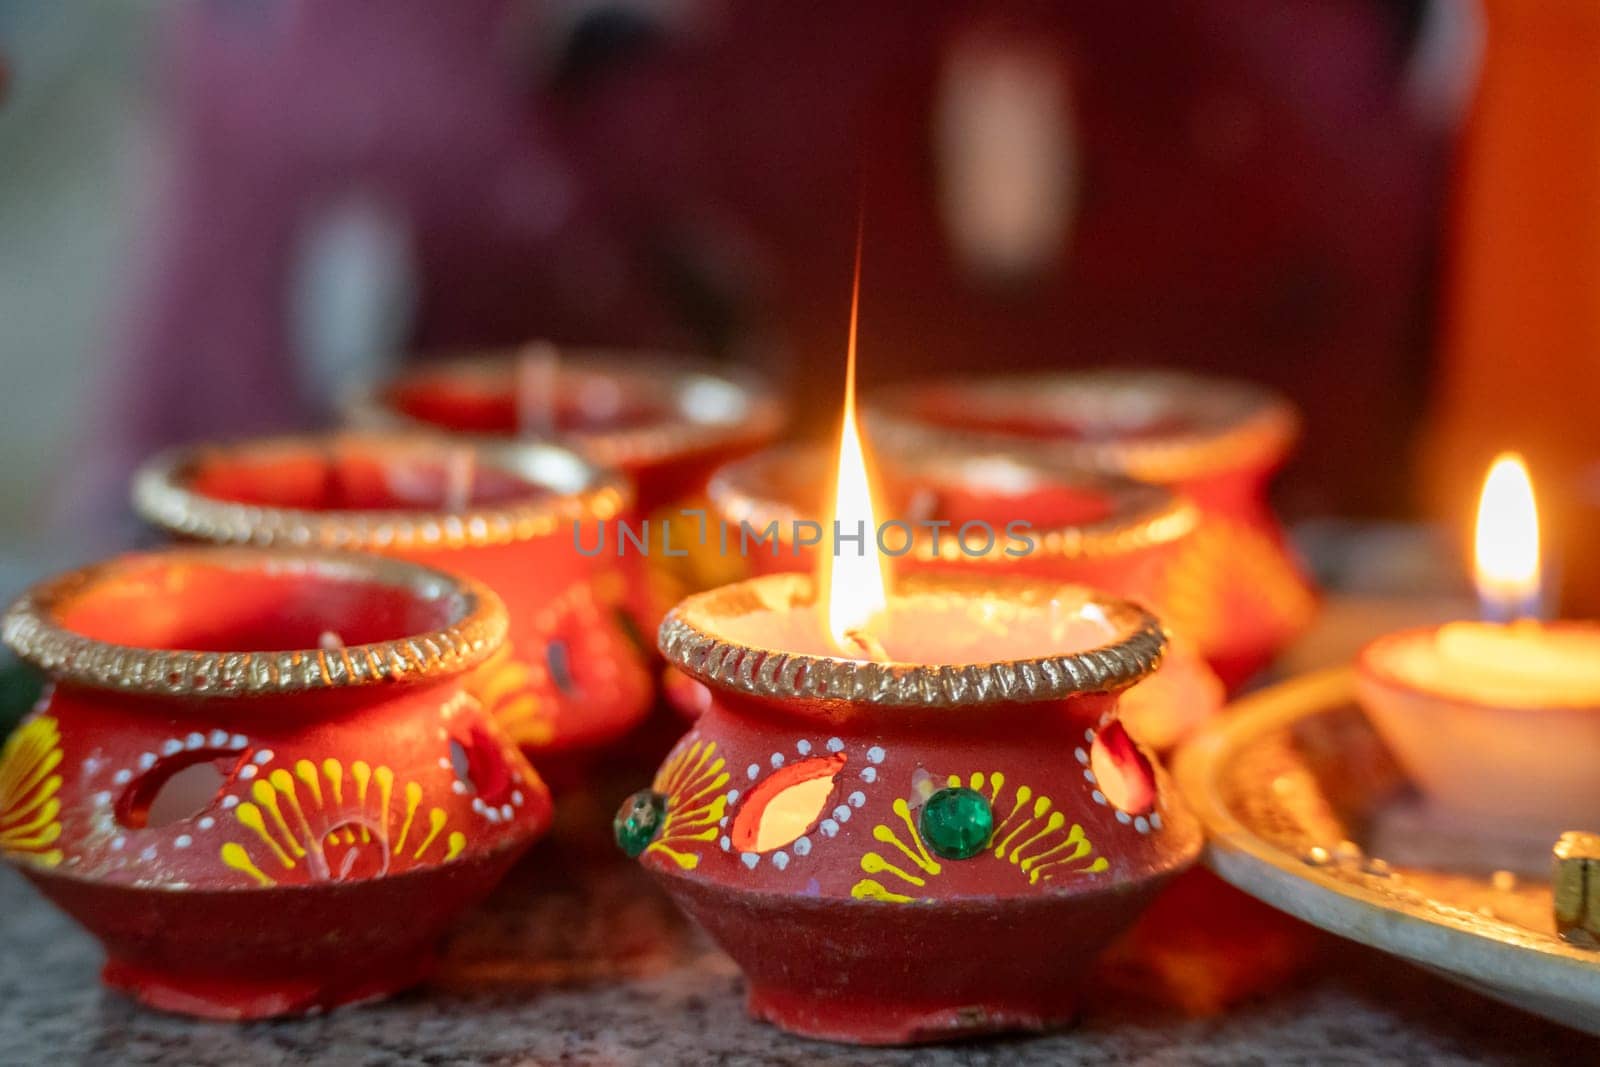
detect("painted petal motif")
[730,753,845,854]
[645,737,730,870]
[852,771,1105,902]
[1089,721,1157,817]
[0,716,64,868]
[220,757,465,887]
[467,644,553,749]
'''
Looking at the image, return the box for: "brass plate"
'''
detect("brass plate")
[1175,669,1600,1034]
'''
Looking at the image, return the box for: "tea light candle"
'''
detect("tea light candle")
[1357,453,1600,830]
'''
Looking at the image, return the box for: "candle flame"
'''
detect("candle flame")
[1473,452,1540,619]
[823,230,889,652]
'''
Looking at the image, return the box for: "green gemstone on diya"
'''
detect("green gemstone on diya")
[920,786,994,859]
[614,790,667,857]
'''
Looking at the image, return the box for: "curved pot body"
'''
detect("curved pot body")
[645,701,1198,1043]
[0,550,553,1018]
[627,575,1201,1044]
[1155,466,1315,688]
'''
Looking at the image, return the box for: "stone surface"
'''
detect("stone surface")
[1,784,1595,1067]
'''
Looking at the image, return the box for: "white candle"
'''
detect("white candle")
[1356,452,1600,829]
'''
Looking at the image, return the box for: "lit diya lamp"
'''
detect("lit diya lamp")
[699,443,1223,750]
[0,548,551,1018]
[133,434,652,781]
[348,347,786,632]
[866,370,1317,687]
[1358,453,1600,835]
[616,256,1201,1044]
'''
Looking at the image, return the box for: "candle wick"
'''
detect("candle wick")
[1479,586,1543,625]
[443,446,474,512]
[842,627,889,663]
[516,341,559,439]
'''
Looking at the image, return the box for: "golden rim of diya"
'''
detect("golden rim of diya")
[132,432,629,552]
[708,444,1199,562]
[1,548,508,697]
[658,572,1166,708]
[348,348,786,470]
[866,369,1299,483]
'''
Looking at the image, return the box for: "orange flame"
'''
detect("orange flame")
[1474,452,1540,618]
[823,229,889,653]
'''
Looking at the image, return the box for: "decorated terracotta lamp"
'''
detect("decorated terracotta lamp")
[627,570,1200,1044]
[0,548,552,1018]
[133,434,652,778]
[619,280,1200,1044]
[1358,454,1600,837]
[349,347,786,630]
[702,443,1223,750]
[867,370,1317,688]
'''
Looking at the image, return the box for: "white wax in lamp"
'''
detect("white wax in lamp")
[716,584,1120,665]
[1392,620,1600,707]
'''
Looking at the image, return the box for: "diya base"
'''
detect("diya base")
[26,847,527,1020]
[659,873,1175,1046]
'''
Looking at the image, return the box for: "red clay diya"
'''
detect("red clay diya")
[133,434,652,777]
[619,572,1202,1045]
[867,370,1317,688]
[0,548,552,1018]
[348,348,786,631]
[702,445,1223,749]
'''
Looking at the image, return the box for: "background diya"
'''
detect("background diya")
[866,369,1317,689]
[347,347,786,633]
[133,433,652,782]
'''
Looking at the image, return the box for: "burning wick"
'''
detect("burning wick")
[318,630,346,651]
[822,217,891,656]
[841,627,890,663]
[1474,451,1541,623]
[443,446,475,513]
[515,341,559,439]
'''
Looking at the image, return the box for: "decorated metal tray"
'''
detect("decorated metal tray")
[1174,669,1600,1034]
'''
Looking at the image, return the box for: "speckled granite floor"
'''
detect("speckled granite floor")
[1,790,1595,1067]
